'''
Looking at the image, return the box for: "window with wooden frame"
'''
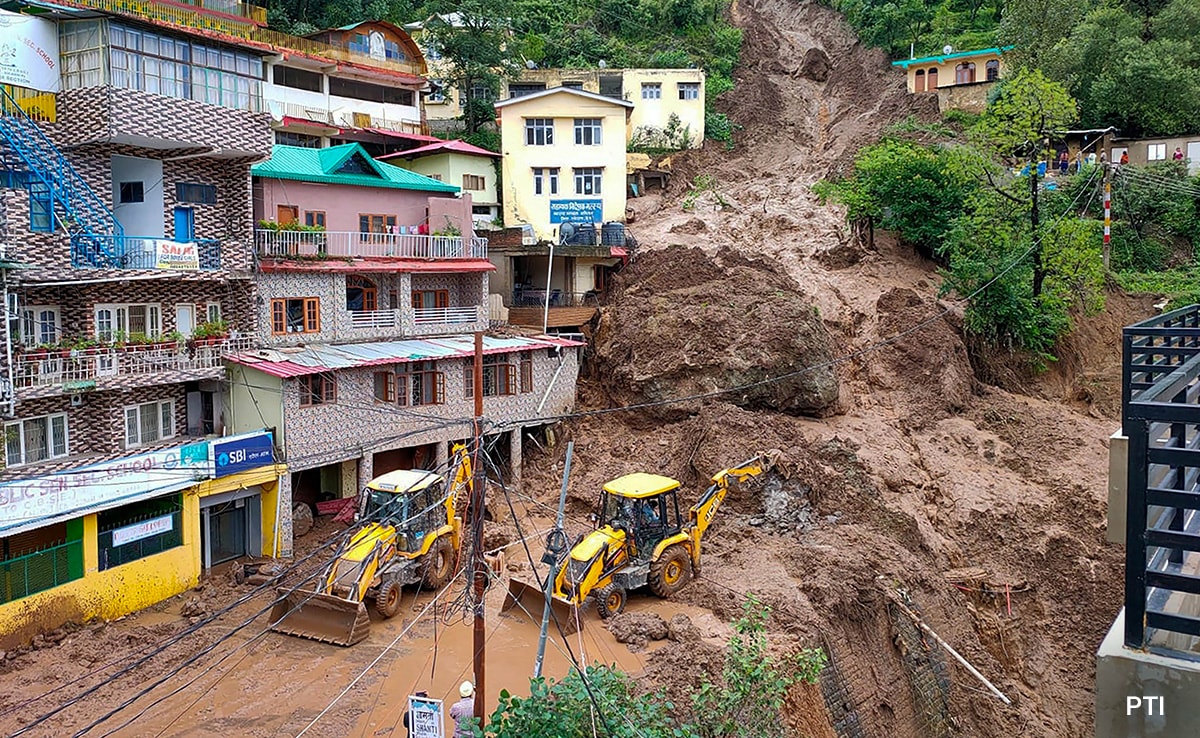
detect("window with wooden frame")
[411,289,450,310]
[270,297,320,334]
[346,275,378,312]
[359,214,397,237]
[373,371,394,402]
[299,372,336,406]
[463,354,515,399]
[520,352,533,393]
[397,361,445,406]
[461,173,486,190]
[304,211,326,228]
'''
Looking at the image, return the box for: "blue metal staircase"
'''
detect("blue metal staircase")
[0,87,123,267]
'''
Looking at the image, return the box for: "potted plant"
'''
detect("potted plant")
[191,319,230,347]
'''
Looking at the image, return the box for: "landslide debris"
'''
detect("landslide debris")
[592,247,841,420]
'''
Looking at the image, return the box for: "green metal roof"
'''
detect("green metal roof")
[252,143,460,193]
[891,46,1014,68]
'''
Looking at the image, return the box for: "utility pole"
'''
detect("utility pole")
[1030,141,1044,298]
[534,441,573,678]
[471,331,486,726]
[1103,163,1112,272]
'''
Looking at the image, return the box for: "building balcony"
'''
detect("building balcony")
[255,229,488,260]
[72,235,222,271]
[345,305,488,338]
[13,335,254,398]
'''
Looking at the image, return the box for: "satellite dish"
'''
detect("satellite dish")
[598,59,607,69]
[525,59,537,69]
[942,44,954,55]
[559,222,576,244]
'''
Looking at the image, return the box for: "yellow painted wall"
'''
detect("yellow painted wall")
[498,69,706,147]
[192,466,286,559]
[499,93,630,240]
[226,366,285,450]
[0,496,201,649]
[402,152,499,206]
[901,53,1004,93]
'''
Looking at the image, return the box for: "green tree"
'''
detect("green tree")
[691,596,827,738]
[422,0,523,133]
[1086,40,1200,137]
[975,68,1078,158]
[998,0,1088,69]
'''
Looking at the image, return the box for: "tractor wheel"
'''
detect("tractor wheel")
[376,580,402,619]
[649,544,692,598]
[421,537,454,589]
[595,584,627,619]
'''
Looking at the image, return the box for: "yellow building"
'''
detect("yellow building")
[891,46,1012,112]
[500,68,706,148]
[0,431,283,648]
[496,87,633,241]
[379,139,501,226]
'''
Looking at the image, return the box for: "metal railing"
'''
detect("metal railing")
[0,540,84,604]
[414,306,483,324]
[72,236,222,270]
[2,86,55,123]
[511,289,603,308]
[13,335,253,390]
[349,309,399,329]
[1123,305,1200,655]
[255,230,487,260]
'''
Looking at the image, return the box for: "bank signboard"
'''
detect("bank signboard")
[213,432,275,478]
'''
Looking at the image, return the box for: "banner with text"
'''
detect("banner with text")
[0,9,60,93]
[549,199,603,224]
[155,240,200,270]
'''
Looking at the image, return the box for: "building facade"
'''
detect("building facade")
[1108,136,1200,173]
[499,68,706,147]
[496,87,633,241]
[891,47,1012,113]
[0,0,300,643]
[379,140,501,228]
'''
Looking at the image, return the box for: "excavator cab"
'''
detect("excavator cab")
[360,470,447,553]
[598,474,683,559]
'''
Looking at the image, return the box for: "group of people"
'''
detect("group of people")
[1055,145,1186,175]
[402,681,476,738]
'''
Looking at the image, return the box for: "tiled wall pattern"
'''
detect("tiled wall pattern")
[279,345,580,472]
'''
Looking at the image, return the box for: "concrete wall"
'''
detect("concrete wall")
[401,152,500,207]
[254,179,458,233]
[935,83,993,114]
[1097,609,1200,737]
[1108,137,1200,173]
[110,155,164,238]
[498,94,629,240]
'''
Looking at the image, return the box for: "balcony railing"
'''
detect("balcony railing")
[349,309,399,329]
[255,230,487,260]
[414,306,484,325]
[511,289,603,308]
[13,335,253,390]
[72,235,221,271]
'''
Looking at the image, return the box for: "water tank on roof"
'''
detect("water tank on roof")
[601,222,625,246]
[567,223,597,245]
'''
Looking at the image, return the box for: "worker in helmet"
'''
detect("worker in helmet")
[450,681,475,738]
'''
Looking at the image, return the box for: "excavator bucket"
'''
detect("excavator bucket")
[502,576,581,635]
[269,587,372,647]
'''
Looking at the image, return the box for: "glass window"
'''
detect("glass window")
[176,182,216,204]
[94,303,162,340]
[397,362,444,406]
[272,65,322,92]
[276,131,323,148]
[641,83,661,99]
[678,82,700,100]
[574,118,602,146]
[299,373,337,406]
[124,400,174,447]
[21,306,60,346]
[1148,143,1167,161]
[574,167,603,196]
[329,77,414,106]
[271,297,320,334]
[5,414,70,467]
[524,118,554,146]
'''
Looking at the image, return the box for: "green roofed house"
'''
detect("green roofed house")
[891,46,1014,113]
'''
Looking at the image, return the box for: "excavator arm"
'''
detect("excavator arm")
[686,453,773,572]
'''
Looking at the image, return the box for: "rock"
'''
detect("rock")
[749,517,765,527]
[181,597,209,618]
[257,562,286,577]
[798,48,832,82]
[667,614,701,643]
[32,635,46,649]
[245,574,274,586]
[607,612,669,649]
[293,502,314,537]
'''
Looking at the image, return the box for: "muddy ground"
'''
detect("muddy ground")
[0,0,1157,736]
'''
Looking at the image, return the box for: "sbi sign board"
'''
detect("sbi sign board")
[214,432,275,478]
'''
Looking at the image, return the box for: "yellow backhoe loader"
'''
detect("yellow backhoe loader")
[270,445,473,646]
[504,454,772,632]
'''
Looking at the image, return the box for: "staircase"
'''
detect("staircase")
[0,87,123,268]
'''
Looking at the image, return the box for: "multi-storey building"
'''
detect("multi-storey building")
[234,144,580,524]
[379,139,501,227]
[0,0,298,645]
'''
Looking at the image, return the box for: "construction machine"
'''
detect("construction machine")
[504,454,772,632]
[270,445,473,646]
